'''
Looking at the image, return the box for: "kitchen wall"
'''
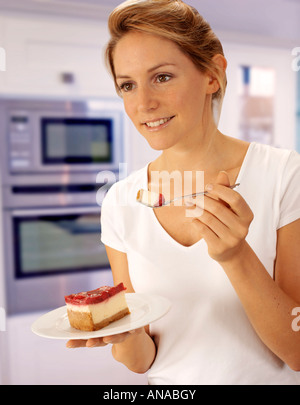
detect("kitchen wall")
[0,12,112,97]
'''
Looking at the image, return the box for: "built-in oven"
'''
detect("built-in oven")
[4,204,113,314]
[13,207,107,279]
[0,98,125,315]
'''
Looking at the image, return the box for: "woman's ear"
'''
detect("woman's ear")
[213,54,227,73]
[206,54,227,95]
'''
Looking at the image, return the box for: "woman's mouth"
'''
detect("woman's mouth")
[144,116,174,129]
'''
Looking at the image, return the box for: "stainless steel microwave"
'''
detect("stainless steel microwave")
[0,98,124,176]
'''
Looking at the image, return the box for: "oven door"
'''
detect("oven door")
[5,206,111,314]
[12,206,107,278]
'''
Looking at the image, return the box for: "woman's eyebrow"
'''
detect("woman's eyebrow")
[148,62,176,72]
[116,63,176,79]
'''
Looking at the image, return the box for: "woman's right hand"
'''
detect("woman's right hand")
[66,327,145,348]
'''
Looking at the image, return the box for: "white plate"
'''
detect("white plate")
[31,293,171,340]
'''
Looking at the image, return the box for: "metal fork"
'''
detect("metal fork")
[141,183,240,208]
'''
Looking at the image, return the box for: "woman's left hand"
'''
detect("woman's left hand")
[189,171,254,264]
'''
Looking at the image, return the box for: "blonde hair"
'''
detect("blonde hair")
[105,0,227,104]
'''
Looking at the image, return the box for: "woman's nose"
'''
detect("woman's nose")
[137,86,159,113]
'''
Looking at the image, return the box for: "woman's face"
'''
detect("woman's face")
[113,31,214,152]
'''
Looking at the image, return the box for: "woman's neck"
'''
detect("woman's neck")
[149,130,250,191]
[154,127,225,173]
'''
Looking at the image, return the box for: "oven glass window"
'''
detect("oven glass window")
[14,213,109,277]
[42,118,112,164]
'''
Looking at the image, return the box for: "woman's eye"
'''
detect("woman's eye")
[119,82,134,92]
[156,74,171,83]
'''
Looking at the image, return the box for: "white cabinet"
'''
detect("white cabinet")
[0,13,116,97]
[5,312,148,385]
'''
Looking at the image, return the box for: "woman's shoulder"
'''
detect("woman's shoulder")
[239,143,300,207]
[237,142,299,199]
[251,141,298,158]
[247,142,299,172]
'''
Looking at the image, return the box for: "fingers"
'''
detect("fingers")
[189,187,253,239]
[87,337,108,347]
[66,338,107,348]
[215,170,230,187]
[201,195,249,237]
[102,332,131,344]
[186,175,254,262]
[204,183,253,222]
[66,339,88,348]
[66,328,145,349]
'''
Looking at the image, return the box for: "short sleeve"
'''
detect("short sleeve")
[100,183,127,253]
[277,150,300,229]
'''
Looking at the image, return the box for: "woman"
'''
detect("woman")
[68,0,300,385]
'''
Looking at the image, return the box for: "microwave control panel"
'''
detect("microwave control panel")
[9,112,33,172]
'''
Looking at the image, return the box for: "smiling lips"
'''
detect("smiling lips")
[144,116,174,128]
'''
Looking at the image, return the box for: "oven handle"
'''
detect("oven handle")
[10,206,101,217]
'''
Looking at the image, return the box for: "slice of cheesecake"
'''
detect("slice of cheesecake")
[65,283,130,331]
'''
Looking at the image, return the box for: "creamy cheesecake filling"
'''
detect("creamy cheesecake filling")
[66,291,128,323]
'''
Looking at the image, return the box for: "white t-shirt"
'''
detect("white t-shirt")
[101,142,300,385]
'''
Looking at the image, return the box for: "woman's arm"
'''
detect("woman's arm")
[67,246,156,374]
[221,232,300,371]
[192,172,300,371]
[105,246,156,373]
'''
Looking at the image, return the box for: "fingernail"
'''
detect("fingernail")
[205,184,213,191]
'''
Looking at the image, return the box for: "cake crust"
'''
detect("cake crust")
[67,307,130,331]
